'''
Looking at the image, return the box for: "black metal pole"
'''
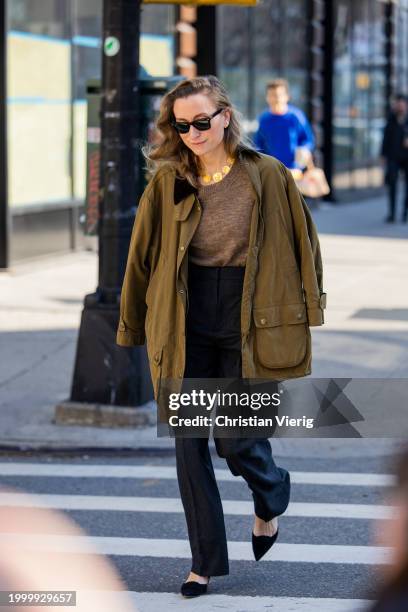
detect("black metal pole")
[69,0,77,252]
[98,0,142,301]
[196,6,216,76]
[247,7,255,120]
[323,0,334,195]
[306,0,314,127]
[0,0,10,269]
[69,0,153,407]
[384,0,394,109]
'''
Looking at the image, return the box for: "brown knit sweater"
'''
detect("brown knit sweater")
[189,158,257,267]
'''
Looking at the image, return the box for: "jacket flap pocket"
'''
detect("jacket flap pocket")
[253,305,308,369]
[253,304,307,328]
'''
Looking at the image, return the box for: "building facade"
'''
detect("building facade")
[0,0,176,266]
[217,0,408,198]
[1,0,407,266]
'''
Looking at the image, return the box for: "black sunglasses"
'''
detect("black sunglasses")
[171,108,224,134]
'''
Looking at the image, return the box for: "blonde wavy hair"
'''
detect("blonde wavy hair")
[143,75,258,187]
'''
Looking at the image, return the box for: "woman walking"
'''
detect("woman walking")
[116,76,326,597]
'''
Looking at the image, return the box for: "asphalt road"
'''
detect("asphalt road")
[0,449,398,611]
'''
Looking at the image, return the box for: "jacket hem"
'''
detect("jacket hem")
[116,329,146,346]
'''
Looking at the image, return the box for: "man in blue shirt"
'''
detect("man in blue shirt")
[253,78,315,171]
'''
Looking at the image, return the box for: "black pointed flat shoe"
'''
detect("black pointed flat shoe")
[252,527,279,561]
[180,579,210,598]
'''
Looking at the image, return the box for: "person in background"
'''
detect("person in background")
[381,93,408,224]
[0,487,138,612]
[253,78,315,174]
[368,445,408,611]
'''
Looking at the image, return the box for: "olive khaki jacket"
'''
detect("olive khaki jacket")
[116,148,326,401]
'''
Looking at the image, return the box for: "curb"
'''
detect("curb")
[54,401,157,428]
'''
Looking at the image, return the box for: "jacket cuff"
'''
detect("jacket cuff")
[116,319,146,346]
[307,307,324,326]
[307,293,326,326]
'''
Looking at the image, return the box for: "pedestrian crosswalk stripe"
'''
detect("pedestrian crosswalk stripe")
[0,492,395,520]
[0,533,392,564]
[127,591,373,612]
[0,463,394,487]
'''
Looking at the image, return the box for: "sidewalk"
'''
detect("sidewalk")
[0,195,407,455]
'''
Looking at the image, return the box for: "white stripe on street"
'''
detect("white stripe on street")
[0,463,394,487]
[0,533,392,565]
[0,492,395,520]
[128,591,373,612]
[291,472,392,487]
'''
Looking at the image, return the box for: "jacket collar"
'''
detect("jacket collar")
[174,175,197,205]
[238,150,262,202]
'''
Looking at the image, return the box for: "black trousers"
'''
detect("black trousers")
[386,160,408,221]
[175,262,291,576]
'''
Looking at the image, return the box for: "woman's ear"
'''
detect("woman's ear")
[224,109,231,128]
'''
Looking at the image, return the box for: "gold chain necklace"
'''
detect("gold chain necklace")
[201,156,235,184]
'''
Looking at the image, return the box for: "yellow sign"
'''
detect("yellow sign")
[143,0,256,4]
[355,72,370,90]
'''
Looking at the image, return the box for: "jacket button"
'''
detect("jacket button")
[180,245,185,251]
[260,318,266,325]
[297,313,302,319]
[119,321,125,331]
[179,289,184,294]
[197,206,201,211]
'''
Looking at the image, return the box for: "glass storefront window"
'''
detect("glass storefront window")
[7,0,176,208]
[7,0,72,208]
[217,6,251,120]
[72,0,102,201]
[140,5,175,77]
[332,0,387,192]
[8,0,70,38]
[253,0,308,118]
[217,0,308,138]
[395,1,408,95]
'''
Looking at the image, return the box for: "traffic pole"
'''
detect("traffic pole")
[0,0,9,270]
[68,0,153,408]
